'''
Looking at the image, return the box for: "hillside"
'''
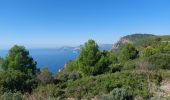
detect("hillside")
[0,34,170,100]
[111,34,170,51]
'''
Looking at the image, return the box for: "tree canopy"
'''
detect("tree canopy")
[119,43,138,62]
[2,45,37,75]
[0,45,38,93]
[77,39,101,76]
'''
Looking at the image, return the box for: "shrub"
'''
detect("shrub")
[109,64,123,73]
[32,84,65,99]
[156,42,170,53]
[0,91,23,100]
[57,73,69,82]
[123,60,136,70]
[140,46,159,57]
[103,88,132,100]
[119,44,138,63]
[109,52,118,64]
[0,69,32,92]
[65,60,78,72]
[137,59,151,70]
[68,72,81,81]
[37,68,53,85]
[65,71,159,99]
[148,53,170,70]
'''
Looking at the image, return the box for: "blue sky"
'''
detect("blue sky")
[0,0,170,49]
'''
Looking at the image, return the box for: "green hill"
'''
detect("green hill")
[0,34,170,100]
[112,33,170,52]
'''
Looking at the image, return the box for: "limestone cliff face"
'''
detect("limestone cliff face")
[111,34,155,51]
[112,38,132,50]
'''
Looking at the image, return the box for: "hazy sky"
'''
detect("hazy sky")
[0,0,170,49]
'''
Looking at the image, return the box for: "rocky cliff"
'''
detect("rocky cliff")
[111,33,156,51]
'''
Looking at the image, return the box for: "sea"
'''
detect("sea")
[0,48,79,74]
[0,44,112,74]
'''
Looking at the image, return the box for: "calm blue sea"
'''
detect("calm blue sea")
[0,44,112,74]
[0,49,79,74]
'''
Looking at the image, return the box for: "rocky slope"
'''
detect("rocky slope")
[111,33,156,51]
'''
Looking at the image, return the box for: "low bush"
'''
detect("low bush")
[32,84,65,99]
[148,53,170,70]
[123,60,136,70]
[109,64,123,73]
[64,71,160,99]
[102,88,132,100]
[0,91,23,100]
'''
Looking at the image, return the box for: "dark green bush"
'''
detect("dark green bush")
[148,53,170,70]
[119,43,138,63]
[0,69,37,93]
[109,64,123,73]
[123,60,136,70]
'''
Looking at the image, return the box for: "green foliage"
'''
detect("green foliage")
[0,58,3,71]
[32,84,64,99]
[137,36,162,48]
[2,45,37,75]
[156,42,170,53]
[68,72,81,81]
[64,71,159,99]
[123,34,155,42]
[0,69,37,93]
[109,52,118,64]
[37,68,53,85]
[119,44,138,62]
[0,69,26,92]
[0,35,170,99]
[103,88,132,100]
[159,35,170,41]
[140,46,159,57]
[78,39,100,67]
[0,91,23,100]
[148,53,170,70]
[0,45,38,93]
[65,60,78,72]
[75,40,112,76]
[123,60,136,70]
[111,34,156,51]
[55,60,80,82]
[56,72,81,82]
[58,40,120,77]
[109,64,122,73]
[77,39,101,76]
[57,73,69,82]
[94,50,111,75]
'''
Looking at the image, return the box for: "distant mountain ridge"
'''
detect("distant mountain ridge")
[57,44,113,53]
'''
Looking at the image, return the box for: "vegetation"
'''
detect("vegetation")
[2,45,37,75]
[0,34,170,100]
[118,43,138,62]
